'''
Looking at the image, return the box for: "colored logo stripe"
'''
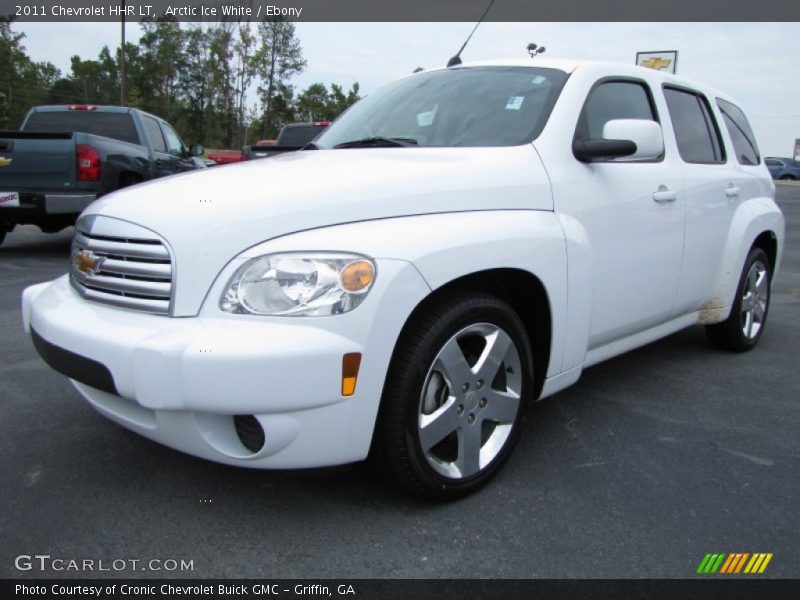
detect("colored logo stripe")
[697,552,773,574]
[697,553,726,573]
[744,553,773,574]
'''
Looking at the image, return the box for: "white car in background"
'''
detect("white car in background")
[22,59,784,499]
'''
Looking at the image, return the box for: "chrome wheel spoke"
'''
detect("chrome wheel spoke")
[456,423,482,478]
[755,269,768,297]
[419,400,460,451]
[753,299,766,322]
[473,329,513,382]
[435,337,473,386]
[481,389,520,424]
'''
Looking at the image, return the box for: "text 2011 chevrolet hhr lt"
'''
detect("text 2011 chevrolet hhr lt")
[22,60,784,499]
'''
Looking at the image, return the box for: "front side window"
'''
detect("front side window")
[161,123,185,156]
[314,66,569,148]
[664,87,725,164]
[575,80,657,141]
[717,98,760,166]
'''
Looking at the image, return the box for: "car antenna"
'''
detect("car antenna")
[446,0,497,67]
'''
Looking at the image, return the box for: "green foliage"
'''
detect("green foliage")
[0,17,61,129]
[0,18,361,149]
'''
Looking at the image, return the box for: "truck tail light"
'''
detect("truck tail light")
[76,144,101,182]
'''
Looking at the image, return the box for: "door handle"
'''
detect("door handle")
[725,185,740,198]
[653,189,677,203]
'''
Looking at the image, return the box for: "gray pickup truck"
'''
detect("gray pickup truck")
[0,105,204,245]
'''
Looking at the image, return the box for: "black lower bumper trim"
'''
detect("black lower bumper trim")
[31,328,118,395]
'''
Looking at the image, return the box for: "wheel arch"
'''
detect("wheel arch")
[388,268,553,402]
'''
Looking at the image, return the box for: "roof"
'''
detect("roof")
[434,57,737,105]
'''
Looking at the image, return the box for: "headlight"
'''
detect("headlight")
[220,252,376,316]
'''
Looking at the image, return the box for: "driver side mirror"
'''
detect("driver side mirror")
[573,119,664,163]
[188,144,205,157]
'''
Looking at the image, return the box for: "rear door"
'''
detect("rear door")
[663,87,745,314]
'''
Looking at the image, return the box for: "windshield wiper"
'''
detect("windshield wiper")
[333,136,418,149]
[302,142,322,150]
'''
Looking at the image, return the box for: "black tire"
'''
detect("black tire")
[0,229,5,246]
[371,291,534,501]
[706,247,771,352]
[779,175,795,181]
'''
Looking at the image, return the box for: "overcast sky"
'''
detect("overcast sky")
[16,21,800,156]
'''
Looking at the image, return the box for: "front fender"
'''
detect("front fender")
[230,210,570,380]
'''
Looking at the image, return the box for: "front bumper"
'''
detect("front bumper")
[23,264,430,468]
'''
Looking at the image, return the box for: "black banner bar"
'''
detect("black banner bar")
[3,0,800,22]
[3,579,800,600]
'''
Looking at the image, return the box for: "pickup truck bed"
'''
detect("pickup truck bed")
[0,105,203,245]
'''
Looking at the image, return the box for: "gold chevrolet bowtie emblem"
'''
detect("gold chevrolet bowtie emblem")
[641,57,672,71]
[0,157,12,167]
[75,250,103,275]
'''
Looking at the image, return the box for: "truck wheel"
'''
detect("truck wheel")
[706,247,771,352]
[372,292,533,500]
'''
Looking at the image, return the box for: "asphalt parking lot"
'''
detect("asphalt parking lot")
[1,185,798,579]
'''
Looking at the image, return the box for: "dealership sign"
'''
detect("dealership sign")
[636,50,678,74]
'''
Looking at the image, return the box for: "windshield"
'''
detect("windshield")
[315,66,568,149]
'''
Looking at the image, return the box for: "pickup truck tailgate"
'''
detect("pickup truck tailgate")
[0,132,77,191]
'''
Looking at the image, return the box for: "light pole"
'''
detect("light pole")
[120,0,126,106]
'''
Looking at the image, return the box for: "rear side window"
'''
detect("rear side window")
[575,80,657,141]
[142,116,166,153]
[23,111,140,145]
[663,88,725,164]
[717,99,760,165]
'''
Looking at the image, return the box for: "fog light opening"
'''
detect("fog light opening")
[233,415,265,453]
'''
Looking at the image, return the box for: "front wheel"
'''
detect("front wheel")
[779,174,796,181]
[372,292,534,500]
[706,247,771,352]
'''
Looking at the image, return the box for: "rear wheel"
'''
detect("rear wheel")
[779,174,796,181]
[372,292,534,500]
[706,247,771,352]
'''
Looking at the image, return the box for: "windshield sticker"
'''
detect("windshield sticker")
[531,75,547,85]
[505,96,525,111]
[417,106,437,127]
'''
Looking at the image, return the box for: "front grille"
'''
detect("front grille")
[70,217,173,315]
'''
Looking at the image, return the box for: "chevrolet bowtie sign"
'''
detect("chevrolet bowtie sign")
[636,50,679,74]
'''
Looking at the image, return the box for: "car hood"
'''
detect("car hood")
[84,145,553,315]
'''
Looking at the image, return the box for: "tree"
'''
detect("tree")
[296,83,328,121]
[254,19,306,138]
[0,18,60,128]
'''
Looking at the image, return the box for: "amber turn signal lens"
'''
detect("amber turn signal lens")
[339,260,375,293]
[342,352,362,396]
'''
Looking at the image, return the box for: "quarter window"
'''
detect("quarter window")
[575,81,657,142]
[663,88,725,164]
[717,98,760,166]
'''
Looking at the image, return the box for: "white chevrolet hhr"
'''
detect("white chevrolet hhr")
[22,59,784,499]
